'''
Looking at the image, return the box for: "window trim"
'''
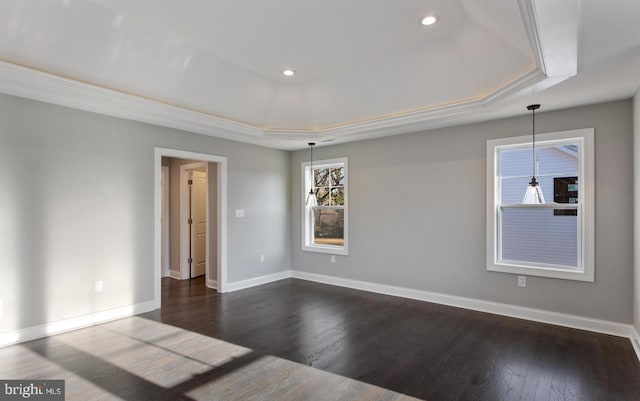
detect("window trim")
[486,128,594,281]
[301,157,349,255]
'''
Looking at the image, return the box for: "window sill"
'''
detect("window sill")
[500,203,579,209]
[488,262,593,282]
[303,244,348,256]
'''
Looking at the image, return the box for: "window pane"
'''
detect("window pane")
[555,177,578,202]
[537,145,578,176]
[501,176,555,204]
[500,147,532,177]
[500,207,578,268]
[331,167,345,186]
[501,176,532,204]
[314,168,329,187]
[500,145,578,178]
[499,143,579,204]
[331,188,345,206]
[316,188,331,206]
[313,208,344,246]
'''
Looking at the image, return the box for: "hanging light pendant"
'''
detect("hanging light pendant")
[522,104,545,204]
[306,142,318,206]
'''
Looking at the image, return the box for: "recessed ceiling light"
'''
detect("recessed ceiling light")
[420,15,438,26]
[283,69,295,77]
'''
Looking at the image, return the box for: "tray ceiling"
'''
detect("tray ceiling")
[0,0,637,149]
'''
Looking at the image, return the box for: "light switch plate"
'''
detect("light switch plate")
[235,209,245,218]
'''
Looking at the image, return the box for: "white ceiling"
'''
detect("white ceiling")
[0,0,638,150]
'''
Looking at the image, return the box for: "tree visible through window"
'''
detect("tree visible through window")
[313,166,345,245]
[302,158,348,255]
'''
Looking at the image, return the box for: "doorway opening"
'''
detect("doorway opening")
[154,148,228,309]
[182,163,207,280]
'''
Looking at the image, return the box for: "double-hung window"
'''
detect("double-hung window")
[302,158,348,255]
[486,128,594,281]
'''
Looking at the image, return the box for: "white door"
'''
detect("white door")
[191,170,207,278]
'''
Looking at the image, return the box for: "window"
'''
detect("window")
[486,128,594,281]
[302,158,348,255]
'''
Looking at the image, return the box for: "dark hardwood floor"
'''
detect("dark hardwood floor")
[138,277,640,401]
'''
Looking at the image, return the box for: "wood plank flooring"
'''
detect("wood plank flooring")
[144,277,640,401]
[2,277,639,400]
[0,309,416,400]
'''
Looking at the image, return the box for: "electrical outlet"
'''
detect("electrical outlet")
[331,255,336,264]
[260,254,265,263]
[235,209,245,218]
[95,280,104,293]
[517,276,526,288]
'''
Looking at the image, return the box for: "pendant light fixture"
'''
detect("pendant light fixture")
[522,104,545,204]
[306,142,318,206]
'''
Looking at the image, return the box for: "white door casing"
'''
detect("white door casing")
[161,166,170,278]
[154,148,227,310]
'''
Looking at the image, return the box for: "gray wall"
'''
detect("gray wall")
[0,90,634,334]
[291,99,634,323]
[0,93,290,333]
[634,90,640,335]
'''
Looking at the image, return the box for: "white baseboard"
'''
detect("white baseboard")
[3,268,635,358]
[290,270,634,339]
[0,300,157,348]
[168,269,182,280]
[226,270,291,292]
[632,327,640,362]
[207,279,218,290]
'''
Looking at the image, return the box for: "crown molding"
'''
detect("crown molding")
[0,0,576,149]
[264,68,548,142]
[0,60,274,146]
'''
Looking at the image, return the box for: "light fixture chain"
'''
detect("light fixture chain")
[306,142,317,206]
[526,103,540,180]
[523,104,544,204]
[310,143,314,187]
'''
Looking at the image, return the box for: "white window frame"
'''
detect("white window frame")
[301,157,348,255]
[486,128,594,281]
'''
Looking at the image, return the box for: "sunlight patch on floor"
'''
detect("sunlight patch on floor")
[0,317,419,400]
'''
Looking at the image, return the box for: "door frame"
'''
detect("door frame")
[154,148,228,309]
[161,165,170,278]
[179,162,208,282]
